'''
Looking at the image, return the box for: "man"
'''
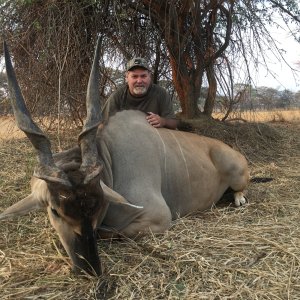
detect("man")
[103,57,178,129]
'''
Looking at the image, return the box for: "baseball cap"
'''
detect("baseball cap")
[126,57,151,71]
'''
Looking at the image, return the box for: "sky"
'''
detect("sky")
[252,22,300,92]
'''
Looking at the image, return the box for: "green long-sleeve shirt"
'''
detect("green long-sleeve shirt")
[102,84,176,122]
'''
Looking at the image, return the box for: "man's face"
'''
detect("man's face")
[126,68,152,97]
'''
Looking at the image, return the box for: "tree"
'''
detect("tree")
[294,91,300,108]
[277,89,295,108]
[130,0,300,117]
[129,0,234,118]
[1,1,102,124]
[1,0,300,121]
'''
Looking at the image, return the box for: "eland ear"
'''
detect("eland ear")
[99,180,144,232]
[100,180,143,209]
[0,194,46,220]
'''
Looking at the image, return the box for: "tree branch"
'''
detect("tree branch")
[269,0,300,23]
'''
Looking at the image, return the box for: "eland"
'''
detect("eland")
[0,39,250,276]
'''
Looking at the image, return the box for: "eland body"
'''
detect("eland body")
[0,39,249,276]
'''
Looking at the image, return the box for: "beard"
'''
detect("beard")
[132,86,147,96]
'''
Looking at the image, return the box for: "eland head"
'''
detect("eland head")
[0,38,105,276]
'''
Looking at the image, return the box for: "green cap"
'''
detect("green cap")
[126,57,151,71]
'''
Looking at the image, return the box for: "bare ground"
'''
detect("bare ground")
[0,118,299,300]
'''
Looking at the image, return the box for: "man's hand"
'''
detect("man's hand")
[146,112,178,129]
[146,112,165,128]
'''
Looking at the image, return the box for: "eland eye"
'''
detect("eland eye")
[51,207,60,218]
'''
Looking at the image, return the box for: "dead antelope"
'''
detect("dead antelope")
[0,39,250,276]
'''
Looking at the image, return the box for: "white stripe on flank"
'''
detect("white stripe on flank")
[153,129,192,199]
[153,128,167,174]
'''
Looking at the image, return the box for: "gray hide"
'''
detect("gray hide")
[95,110,249,237]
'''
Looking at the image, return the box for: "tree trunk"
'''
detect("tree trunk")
[204,62,217,116]
[169,54,203,119]
[138,0,233,118]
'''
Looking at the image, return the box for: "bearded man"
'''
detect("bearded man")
[103,57,178,129]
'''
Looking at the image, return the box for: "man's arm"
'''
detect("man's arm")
[153,86,178,129]
[146,112,178,129]
[163,117,178,129]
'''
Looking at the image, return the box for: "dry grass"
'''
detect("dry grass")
[214,109,300,123]
[0,116,26,139]
[0,118,299,299]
